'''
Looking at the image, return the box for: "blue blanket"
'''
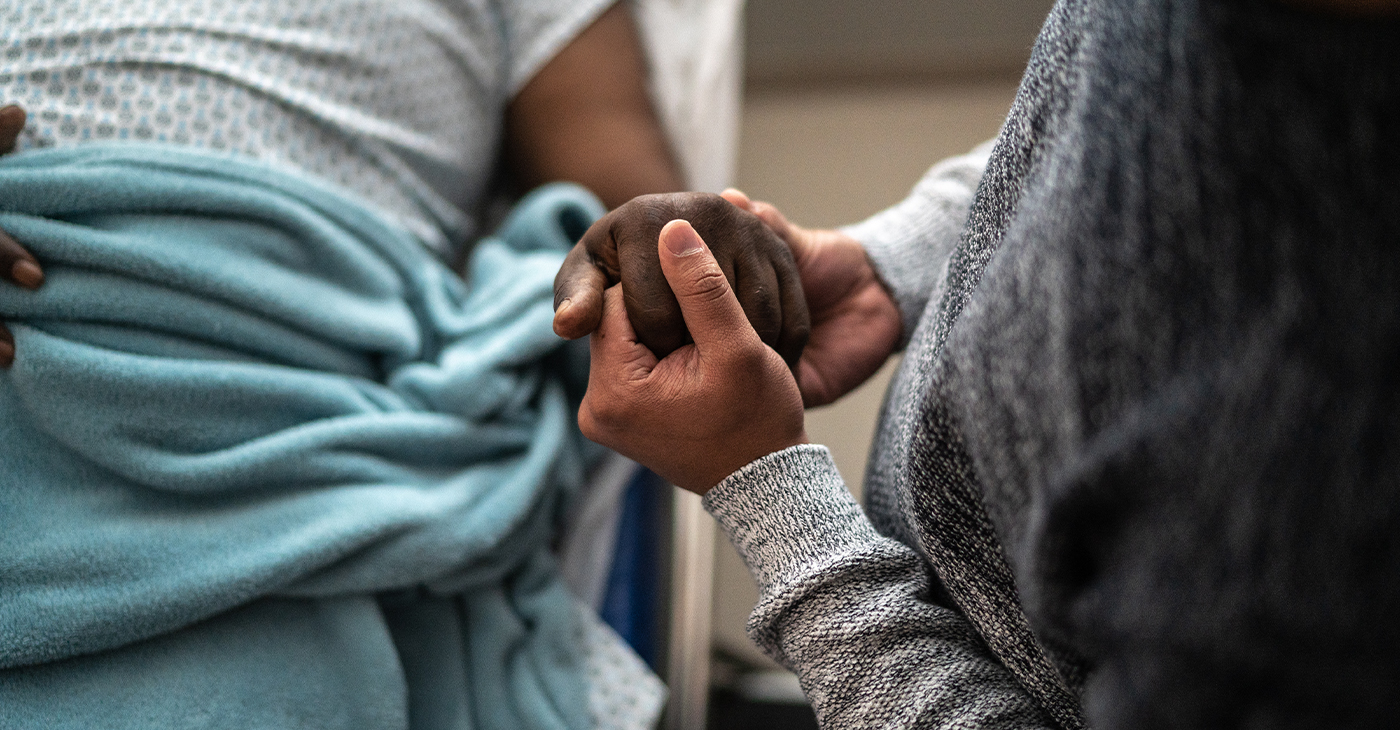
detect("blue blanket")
[0,144,605,729]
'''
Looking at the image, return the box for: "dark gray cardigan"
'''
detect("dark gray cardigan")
[703,0,1400,727]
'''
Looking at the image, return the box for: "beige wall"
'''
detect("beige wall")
[745,0,1053,84]
[711,80,1020,669]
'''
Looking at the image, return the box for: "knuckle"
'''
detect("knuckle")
[789,322,812,350]
[725,341,773,373]
[581,389,627,431]
[577,399,616,443]
[684,267,731,305]
[577,405,600,442]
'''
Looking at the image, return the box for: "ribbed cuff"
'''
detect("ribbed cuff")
[702,445,885,594]
[839,140,994,348]
[842,218,938,351]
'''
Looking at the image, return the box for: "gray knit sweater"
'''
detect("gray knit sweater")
[703,1,1400,727]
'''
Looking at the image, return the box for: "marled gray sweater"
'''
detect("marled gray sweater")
[703,1,1400,727]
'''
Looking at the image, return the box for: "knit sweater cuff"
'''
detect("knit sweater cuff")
[840,140,994,348]
[702,444,884,594]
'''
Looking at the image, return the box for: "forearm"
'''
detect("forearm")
[705,446,1054,729]
[840,141,993,346]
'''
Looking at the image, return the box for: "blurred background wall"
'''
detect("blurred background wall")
[745,0,1052,85]
[705,0,1052,725]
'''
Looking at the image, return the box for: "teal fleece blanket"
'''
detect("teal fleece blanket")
[0,144,605,730]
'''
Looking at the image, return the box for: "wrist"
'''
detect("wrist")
[669,429,809,497]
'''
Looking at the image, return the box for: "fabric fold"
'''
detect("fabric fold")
[0,144,604,730]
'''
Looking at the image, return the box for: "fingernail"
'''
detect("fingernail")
[664,220,703,257]
[555,298,572,316]
[11,259,43,289]
[0,339,12,367]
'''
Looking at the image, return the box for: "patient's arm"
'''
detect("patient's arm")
[505,2,683,209]
[0,104,45,368]
[556,192,810,370]
[511,8,805,367]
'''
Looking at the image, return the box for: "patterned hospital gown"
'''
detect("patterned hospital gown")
[0,1,665,728]
[1,0,605,255]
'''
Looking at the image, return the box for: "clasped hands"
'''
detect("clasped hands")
[0,116,901,494]
[553,190,902,495]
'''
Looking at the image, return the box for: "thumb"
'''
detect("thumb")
[657,219,760,354]
[749,200,811,260]
[553,241,607,339]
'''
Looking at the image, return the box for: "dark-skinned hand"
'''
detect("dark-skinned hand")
[555,188,901,408]
[0,104,45,368]
[579,220,807,494]
[553,191,810,370]
[722,190,902,407]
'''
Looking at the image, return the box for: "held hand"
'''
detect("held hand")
[721,190,902,407]
[0,104,46,368]
[553,192,810,370]
[579,220,807,495]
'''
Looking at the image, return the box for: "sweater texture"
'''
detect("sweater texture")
[706,1,1400,727]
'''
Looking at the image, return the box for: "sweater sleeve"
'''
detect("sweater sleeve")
[840,141,994,347]
[703,445,1054,729]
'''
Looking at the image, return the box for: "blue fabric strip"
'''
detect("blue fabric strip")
[600,467,666,669]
